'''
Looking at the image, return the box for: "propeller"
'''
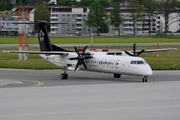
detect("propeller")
[124,43,145,57]
[69,46,93,71]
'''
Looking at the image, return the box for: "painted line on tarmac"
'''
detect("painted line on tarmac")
[154,82,158,85]
[20,80,44,87]
[0,80,44,88]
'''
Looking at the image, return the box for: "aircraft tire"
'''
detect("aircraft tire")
[60,73,68,80]
[142,77,147,82]
[114,74,121,78]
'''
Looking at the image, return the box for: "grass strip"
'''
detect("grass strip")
[0,37,180,44]
[0,46,179,70]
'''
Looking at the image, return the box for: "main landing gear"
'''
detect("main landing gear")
[60,66,68,80]
[142,76,148,82]
[114,74,121,78]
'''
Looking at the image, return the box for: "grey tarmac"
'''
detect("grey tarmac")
[0,69,180,120]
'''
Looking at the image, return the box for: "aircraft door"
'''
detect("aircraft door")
[119,59,128,73]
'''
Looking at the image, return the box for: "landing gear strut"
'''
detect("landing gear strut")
[60,66,68,80]
[142,76,147,82]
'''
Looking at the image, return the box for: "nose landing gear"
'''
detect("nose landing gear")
[142,76,147,82]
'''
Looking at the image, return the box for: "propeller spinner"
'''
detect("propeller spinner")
[69,46,93,71]
[124,43,145,57]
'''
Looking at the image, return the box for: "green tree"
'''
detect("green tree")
[157,0,179,35]
[58,0,66,5]
[34,4,50,31]
[141,0,157,35]
[0,0,6,11]
[109,2,123,36]
[58,0,77,6]
[85,2,107,35]
[27,0,42,6]
[128,0,144,36]
[0,0,14,11]
[97,0,110,7]
[16,0,27,5]
[99,22,109,33]
[79,0,95,7]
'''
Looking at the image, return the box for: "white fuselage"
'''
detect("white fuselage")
[40,51,153,77]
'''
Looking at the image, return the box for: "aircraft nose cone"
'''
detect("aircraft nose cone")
[144,67,153,76]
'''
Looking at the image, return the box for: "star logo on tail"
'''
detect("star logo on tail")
[39,30,45,41]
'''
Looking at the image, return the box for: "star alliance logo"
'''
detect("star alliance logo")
[39,30,45,41]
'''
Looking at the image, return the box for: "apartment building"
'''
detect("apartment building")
[49,0,180,36]
[0,7,34,36]
[50,3,159,36]
[0,15,19,36]
[1,2,180,36]
[50,7,92,36]
[106,1,158,35]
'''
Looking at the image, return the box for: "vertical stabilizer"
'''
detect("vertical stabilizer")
[36,20,52,51]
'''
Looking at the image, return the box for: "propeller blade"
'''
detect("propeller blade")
[82,61,87,70]
[124,43,144,57]
[133,43,136,55]
[74,61,80,71]
[124,50,134,56]
[74,46,80,56]
[69,57,78,60]
[82,46,87,54]
[136,49,145,56]
[70,45,91,70]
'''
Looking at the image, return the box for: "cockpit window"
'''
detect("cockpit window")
[130,60,145,65]
[130,61,136,64]
[137,61,144,64]
[143,60,147,64]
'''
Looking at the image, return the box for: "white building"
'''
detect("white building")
[50,7,92,36]
[47,0,57,5]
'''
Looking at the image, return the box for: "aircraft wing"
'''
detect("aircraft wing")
[135,48,177,53]
[3,51,69,55]
[3,50,93,56]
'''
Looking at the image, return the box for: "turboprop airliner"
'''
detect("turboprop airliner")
[3,20,177,82]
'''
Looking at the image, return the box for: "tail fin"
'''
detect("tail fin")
[36,20,71,52]
[36,20,52,51]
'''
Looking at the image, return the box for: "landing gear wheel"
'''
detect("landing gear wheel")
[114,74,121,78]
[145,78,147,82]
[142,77,147,82]
[60,73,68,80]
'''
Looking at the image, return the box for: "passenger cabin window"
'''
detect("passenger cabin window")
[107,52,122,55]
[107,53,115,55]
[116,52,122,55]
